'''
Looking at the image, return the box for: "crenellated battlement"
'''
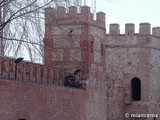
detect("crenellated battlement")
[45,6,105,29]
[1,57,64,86]
[109,24,120,35]
[152,27,160,37]
[0,57,86,89]
[108,22,160,37]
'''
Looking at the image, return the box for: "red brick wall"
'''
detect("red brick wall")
[0,79,88,120]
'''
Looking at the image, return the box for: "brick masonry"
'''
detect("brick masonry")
[1,5,160,120]
[0,79,87,120]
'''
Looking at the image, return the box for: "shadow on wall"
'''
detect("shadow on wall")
[64,69,87,89]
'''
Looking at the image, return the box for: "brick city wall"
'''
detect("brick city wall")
[0,57,88,120]
[0,5,107,120]
[0,79,88,120]
[1,5,160,120]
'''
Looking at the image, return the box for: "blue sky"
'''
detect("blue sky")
[87,0,160,33]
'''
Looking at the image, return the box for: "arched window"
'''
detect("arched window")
[131,78,141,101]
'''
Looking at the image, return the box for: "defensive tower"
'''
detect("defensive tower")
[106,23,160,120]
[44,6,107,120]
